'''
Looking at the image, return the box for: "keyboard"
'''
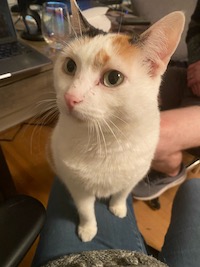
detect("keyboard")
[0,42,32,59]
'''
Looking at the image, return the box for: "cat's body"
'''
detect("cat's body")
[51,0,185,242]
[52,34,160,198]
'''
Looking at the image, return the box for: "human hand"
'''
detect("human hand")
[187,60,200,96]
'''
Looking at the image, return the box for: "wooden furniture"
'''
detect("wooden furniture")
[0,26,51,266]
[0,36,54,132]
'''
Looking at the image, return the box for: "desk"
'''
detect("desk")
[0,39,54,132]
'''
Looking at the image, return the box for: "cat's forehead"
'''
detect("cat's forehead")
[62,33,140,66]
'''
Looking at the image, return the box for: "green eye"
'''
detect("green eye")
[102,70,124,87]
[63,58,77,75]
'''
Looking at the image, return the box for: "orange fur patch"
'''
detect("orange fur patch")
[111,35,139,60]
[93,48,110,70]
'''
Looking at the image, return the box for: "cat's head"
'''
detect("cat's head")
[54,0,185,126]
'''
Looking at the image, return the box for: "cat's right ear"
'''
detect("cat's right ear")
[70,0,105,36]
[139,11,185,77]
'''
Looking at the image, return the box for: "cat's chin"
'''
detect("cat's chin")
[69,110,89,123]
[69,109,103,124]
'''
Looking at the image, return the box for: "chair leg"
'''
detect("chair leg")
[0,145,17,200]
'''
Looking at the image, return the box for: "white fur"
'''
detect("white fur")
[51,10,185,242]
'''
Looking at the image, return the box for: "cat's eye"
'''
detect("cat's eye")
[63,58,77,75]
[102,70,124,87]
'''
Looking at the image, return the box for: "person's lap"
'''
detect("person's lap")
[32,178,200,267]
[32,178,146,267]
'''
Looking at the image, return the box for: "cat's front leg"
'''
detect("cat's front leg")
[70,188,97,242]
[109,188,131,218]
[78,201,97,242]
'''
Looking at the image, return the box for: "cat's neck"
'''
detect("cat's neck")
[57,113,149,152]
[58,112,133,136]
[55,114,132,159]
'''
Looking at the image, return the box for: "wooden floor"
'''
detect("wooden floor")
[1,122,200,267]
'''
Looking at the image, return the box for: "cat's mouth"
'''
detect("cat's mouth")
[70,109,92,122]
[69,109,103,123]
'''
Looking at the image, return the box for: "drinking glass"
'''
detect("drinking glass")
[41,1,71,50]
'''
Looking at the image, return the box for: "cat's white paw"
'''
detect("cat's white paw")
[78,224,97,242]
[109,204,127,218]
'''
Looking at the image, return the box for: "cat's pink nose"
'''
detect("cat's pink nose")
[64,93,83,110]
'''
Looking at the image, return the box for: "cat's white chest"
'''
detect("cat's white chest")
[51,118,158,198]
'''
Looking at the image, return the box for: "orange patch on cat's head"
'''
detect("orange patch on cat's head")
[111,34,140,60]
[92,48,110,70]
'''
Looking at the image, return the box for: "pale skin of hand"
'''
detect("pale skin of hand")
[187,60,200,96]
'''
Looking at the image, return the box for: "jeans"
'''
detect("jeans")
[32,178,200,267]
[159,178,200,266]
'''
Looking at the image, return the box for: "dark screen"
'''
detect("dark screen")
[0,12,12,38]
[0,0,16,43]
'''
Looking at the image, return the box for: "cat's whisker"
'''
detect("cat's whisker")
[75,11,83,37]
[39,108,58,124]
[37,98,56,104]
[35,91,56,96]
[20,101,58,154]
[29,108,58,154]
[34,97,57,113]
[32,102,58,124]
[107,118,129,142]
[34,96,57,107]
[110,113,129,126]
[36,102,58,113]
[61,39,76,51]
[29,120,42,154]
[97,120,107,157]
[102,119,123,151]
[87,121,94,150]
[94,121,102,156]
[69,23,79,39]
[34,102,57,113]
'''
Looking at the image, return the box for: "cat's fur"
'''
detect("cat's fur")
[51,0,185,242]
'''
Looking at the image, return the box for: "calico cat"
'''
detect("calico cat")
[51,0,185,242]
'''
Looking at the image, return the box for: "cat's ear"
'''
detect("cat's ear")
[140,11,185,76]
[70,0,105,36]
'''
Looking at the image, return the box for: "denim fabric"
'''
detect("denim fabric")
[32,178,146,267]
[159,179,200,267]
[32,178,200,267]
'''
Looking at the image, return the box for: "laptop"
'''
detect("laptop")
[0,0,52,80]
